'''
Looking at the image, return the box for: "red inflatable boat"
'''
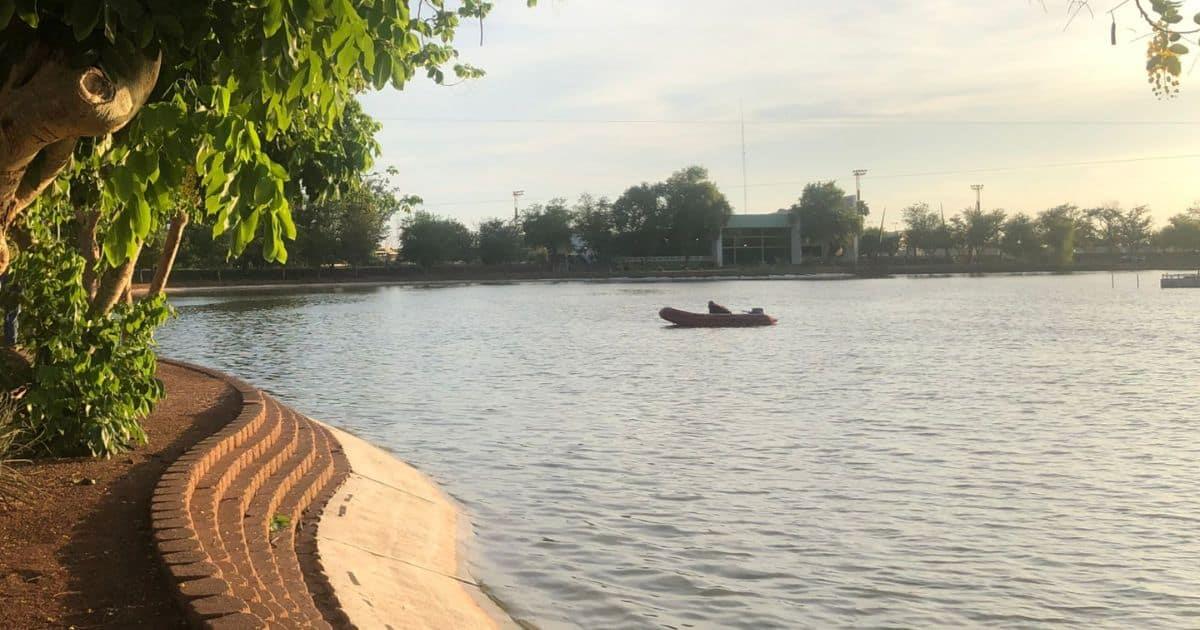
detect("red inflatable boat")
[658,307,777,328]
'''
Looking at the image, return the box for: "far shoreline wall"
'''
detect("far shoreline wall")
[131,260,1188,297]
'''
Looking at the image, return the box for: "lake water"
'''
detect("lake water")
[157,273,1200,628]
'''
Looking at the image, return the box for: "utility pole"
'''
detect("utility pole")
[971,184,984,213]
[851,169,868,265]
[512,190,525,222]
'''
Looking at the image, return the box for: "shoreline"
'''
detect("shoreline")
[315,423,515,629]
[132,264,1181,298]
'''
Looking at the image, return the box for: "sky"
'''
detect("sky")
[359,0,1200,232]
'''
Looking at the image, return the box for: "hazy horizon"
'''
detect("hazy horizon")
[361,1,1200,231]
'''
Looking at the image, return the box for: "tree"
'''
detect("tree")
[522,198,574,260]
[1119,205,1154,256]
[572,194,616,262]
[1001,213,1041,261]
[400,212,473,269]
[1085,205,1124,253]
[951,208,1007,263]
[789,181,862,263]
[1036,205,1080,265]
[0,1,529,279]
[901,203,942,259]
[477,218,524,265]
[1156,207,1200,251]
[660,166,732,259]
[859,228,901,259]
[612,183,668,257]
[332,175,406,266]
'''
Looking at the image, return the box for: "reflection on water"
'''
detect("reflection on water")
[159,274,1200,628]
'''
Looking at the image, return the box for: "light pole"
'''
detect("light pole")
[512,190,525,222]
[852,169,868,213]
[851,169,868,264]
[971,184,984,212]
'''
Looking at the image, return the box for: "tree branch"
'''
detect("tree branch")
[147,210,189,297]
[0,45,161,276]
[8,138,76,222]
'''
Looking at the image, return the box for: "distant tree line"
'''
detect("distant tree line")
[173,165,1200,271]
[862,203,1200,265]
[398,166,734,268]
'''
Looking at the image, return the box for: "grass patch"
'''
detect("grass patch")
[0,396,31,510]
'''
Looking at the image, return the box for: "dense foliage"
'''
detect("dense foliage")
[399,212,474,268]
[0,0,533,456]
[10,241,168,457]
[521,199,574,259]
[0,0,534,274]
[477,218,525,265]
[789,182,864,263]
[892,201,1189,264]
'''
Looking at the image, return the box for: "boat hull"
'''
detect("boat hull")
[659,307,777,328]
[1162,273,1200,288]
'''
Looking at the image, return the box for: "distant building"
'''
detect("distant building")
[713,212,802,266]
[375,246,399,263]
[713,196,862,267]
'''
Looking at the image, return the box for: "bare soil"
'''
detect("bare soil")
[0,362,239,629]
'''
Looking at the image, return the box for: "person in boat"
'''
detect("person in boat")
[707,300,733,314]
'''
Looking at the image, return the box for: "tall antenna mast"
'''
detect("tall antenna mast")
[741,101,748,213]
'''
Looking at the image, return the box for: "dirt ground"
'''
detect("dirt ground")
[0,362,240,629]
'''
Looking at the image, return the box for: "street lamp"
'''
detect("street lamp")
[512,190,525,221]
[852,169,868,213]
[971,184,984,212]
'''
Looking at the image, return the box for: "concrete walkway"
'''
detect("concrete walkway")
[317,425,510,629]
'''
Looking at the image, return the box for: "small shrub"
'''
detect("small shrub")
[269,514,292,533]
[10,242,172,457]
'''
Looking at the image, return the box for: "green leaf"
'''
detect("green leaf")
[132,197,152,238]
[264,0,284,37]
[336,38,359,74]
[0,1,15,29]
[1169,44,1189,55]
[69,0,103,41]
[111,168,135,201]
[245,123,262,153]
[17,0,37,27]
[278,204,297,240]
[1167,55,1183,75]
[253,175,273,206]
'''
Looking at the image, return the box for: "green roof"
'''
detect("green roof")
[725,213,792,229]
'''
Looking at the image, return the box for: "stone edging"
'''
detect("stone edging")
[152,359,352,629]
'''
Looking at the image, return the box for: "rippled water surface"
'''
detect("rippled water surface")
[158,274,1200,628]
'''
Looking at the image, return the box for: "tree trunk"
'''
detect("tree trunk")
[76,208,102,299]
[91,250,141,316]
[0,42,161,276]
[147,211,189,298]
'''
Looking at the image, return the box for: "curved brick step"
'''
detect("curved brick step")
[214,396,300,622]
[151,360,351,629]
[243,407,324,625]
[298,423,354,628]
[189,396,288,621]
[262,415,340,628]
